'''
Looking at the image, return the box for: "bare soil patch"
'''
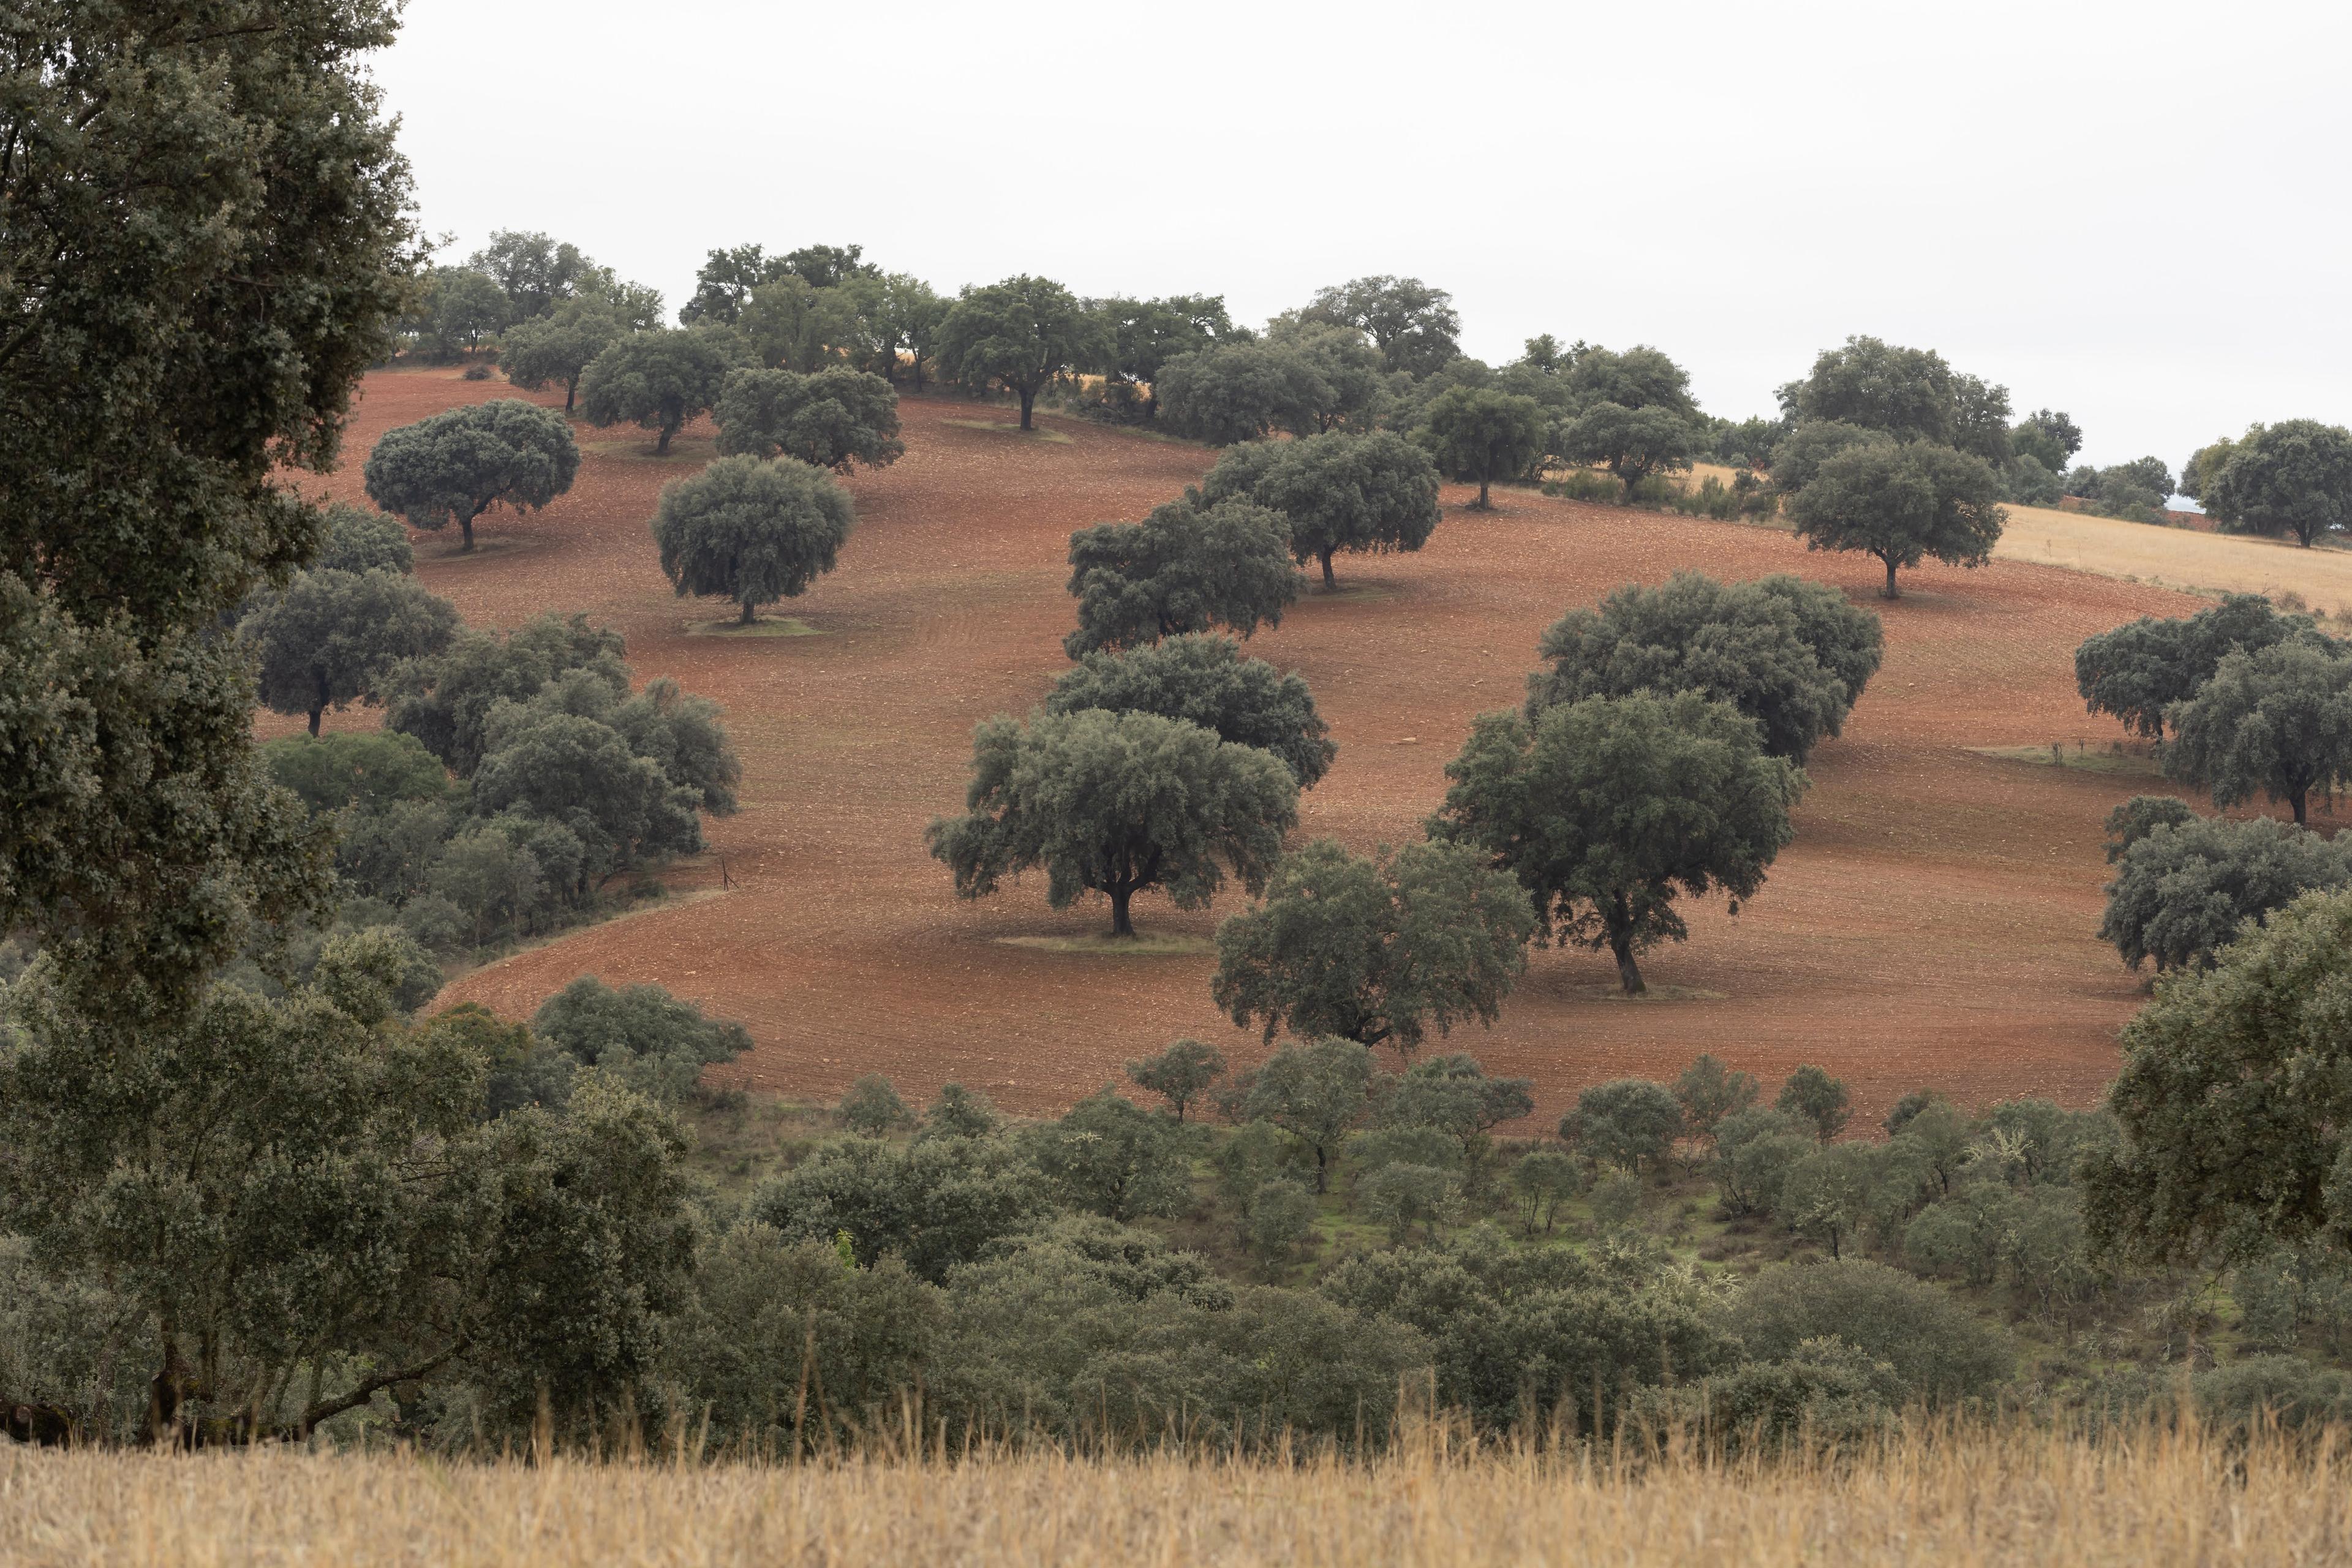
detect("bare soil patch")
[311,370,2232,1128]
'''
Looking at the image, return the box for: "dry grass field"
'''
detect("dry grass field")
[9,1427,2350,1566]
[1992,503,2352,612]
[287,369,2349,1129]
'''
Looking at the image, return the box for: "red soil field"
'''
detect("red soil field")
[306,368,2206,1129]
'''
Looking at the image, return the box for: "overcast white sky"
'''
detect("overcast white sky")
[375,0,2348,480]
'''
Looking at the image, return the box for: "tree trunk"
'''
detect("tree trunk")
[739,599,757,626]
[657,423,675,456]
[2293,786,2309,826]
[564,375,578,413]
[1018,388,1036,431]
[1880,553,1900,600]
[1320,549,1336,590]
[309,671,328,736]
[1313,1143,1329,1193]
[459,513,476,552]
[1476,475,1491,509]
[1109,883,1136,938]
[1609,892,1645,995]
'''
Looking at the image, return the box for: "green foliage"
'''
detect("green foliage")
[1776,1064,1852,1140]
[749,1133,1049,1283]
[464,229,612,326]
[1528,571,1884,764]
[2163,635,2352,824]
[0,0,413,1014]
[498,297,624,412]
[1359,1163,1464,1245]
[651,453,856,624]
[2085,889,2352,1267]
[0,959,695,1442]
[2233,1245,2352,1358]
[661,1226,941,1452]
[935,275,1102,429]
[1731,1260,2015,1405]
[470,714,704,880]
[1431,692,1806,994]
[1420,386,1547,508]
[2007,453,2064,506]
[409,266,505,358]
[737,274,859,372]
[2101,813,2352,971]
[712,366,903,473]
[1766,419,1891,494]
[1062,496,1300,657]
[317,503,415,575]
[1319,1229,1730,1433]
[1777,1144,1874,1257]
[262,731,451,815]
[2180,431,2247,506]
[1204,429,1443,589]
[2193,1355,2352,1433]
[531,976,750,1107]
[1783,438,2007,599]
[1023,1089,1194,1222]
[1379,1055,1536,1188]
[363,399,580,552]
[1509,1149,1583,1234]
[1674,1054,1761,1145]
[1095,294,1232,410]
[1713,1110,1815,1218]
[2075,595,2313,741]
[1155,341,1336,445]
[1240,1038,1376,1191]
[1633,1338,1899,1455]
[384,613,629,774]
[839,1074,915,1137]
[1556,398,1703,497]
[1786,335,2013,465]
[917,1083,1002,1143]
[578,327,750,454]
[241,568,461,733]
[1047,634,1333,788]
[1212,839,1533,1055]
[1564,1079,1686,1172]
[1296,276,1461,378]
[2203,419,2352,547]
[927,709,1299,938]
[1126,1039,1226,1122]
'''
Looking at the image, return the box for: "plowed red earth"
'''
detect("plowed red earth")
[304,368,2203,1128]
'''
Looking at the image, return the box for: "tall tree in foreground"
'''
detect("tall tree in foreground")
[577,327,749,454]
[1203,429,1443,589]
[243,570,461,734]
[1212,839,1535,1055]
[1420,386,1548,508]
[2084,889,2352,1268]
[652,456,856,625]
[364,400,580,551]
[935,275,1102,430]
[1063,497,1300,656]
[927,709,1298,937]
[1046,633,1335,788]
[1430,692,1806,995]
[1782,439,2006,599]
[2163,637,2352,826]
[0,0,414,1012]
[2201,419,2352,548]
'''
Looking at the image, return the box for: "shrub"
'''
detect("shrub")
[1776,1065,1851,1140]
[1022,1088,1194,1223]
[916,1083,1001,1143]
[1564,1079,1685,1172]
[1508,1148,1582,1235]
[1732,1260,2015,1405]
[1359,1163,1464,1245]
[1674,1053,1762,1145]
[839,1073,914,1136]
[1125,1038,1227,1121]
[530,976,751,1107]
[2195,1355,2352,1434]
[749,1133,1050,1283]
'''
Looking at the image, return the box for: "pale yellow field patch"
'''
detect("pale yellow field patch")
[1992,505,2352,612]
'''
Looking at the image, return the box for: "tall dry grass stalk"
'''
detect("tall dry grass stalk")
[5,1420,2350,1566]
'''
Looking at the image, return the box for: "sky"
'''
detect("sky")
[374,0,2351,482]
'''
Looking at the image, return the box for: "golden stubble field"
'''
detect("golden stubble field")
[7,1426,2350,1567]
[292,370,2343,1128]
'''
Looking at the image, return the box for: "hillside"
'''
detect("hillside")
[307,370,2230,1127]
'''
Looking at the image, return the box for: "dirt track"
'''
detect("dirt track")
[311,369,2204,1127]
